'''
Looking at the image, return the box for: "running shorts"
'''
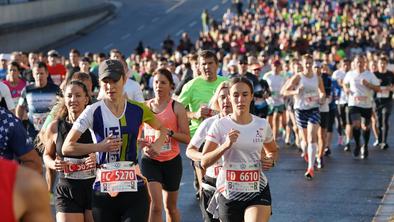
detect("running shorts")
[348,106,372,126]
[295,108,320,129]
[268,104,285,116]
[55,178,95,213]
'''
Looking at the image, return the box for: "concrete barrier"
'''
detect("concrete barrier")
[0,0,116,52]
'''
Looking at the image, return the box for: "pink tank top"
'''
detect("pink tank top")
[144,99,180,162]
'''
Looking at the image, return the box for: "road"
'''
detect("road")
[57,0,231,55]
[53,1,394,221]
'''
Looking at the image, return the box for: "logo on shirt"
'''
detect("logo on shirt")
[253,129,264,143]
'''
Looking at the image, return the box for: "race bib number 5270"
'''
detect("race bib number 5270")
[100,162,137,193]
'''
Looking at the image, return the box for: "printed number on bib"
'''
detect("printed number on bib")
[32,113,48,130]
[304,92,319,106]
[100,161,137,193]
[353,95,368,106]
[225,163,260,193]
[377,87,390,98]
[63,157,96,180]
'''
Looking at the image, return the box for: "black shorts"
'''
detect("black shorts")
[319,112,329,129]
[218,184,272,222]
[92,185,149,222]
[348,106,372,125]
[141,154,183,192]
[55,178,95,213]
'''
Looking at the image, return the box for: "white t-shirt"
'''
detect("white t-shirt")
[0,82,15,110]
[343,70,380,108]
[264,72,285,106]
[190,114,222,178]
[206,115,273,201]
[332,69,348,105]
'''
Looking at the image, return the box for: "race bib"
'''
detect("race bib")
[31,112,48,130]
[304,91,319,106]
[225,162,260,193]
[100,161,138,193]
[377,86,390,98]
[206,162,222,178]
[353,95,369,106]
[63,157,96,180]
[145,128,172,153]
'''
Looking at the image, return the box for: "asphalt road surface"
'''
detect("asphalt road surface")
[52,1,394,221]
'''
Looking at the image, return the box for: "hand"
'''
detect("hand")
[99,135,122,152]
[319,96,326,105]
[361,79,370,87]
[198,105,212,119]
[85,153,96,168]
[261,157,275,171]
[224,128,240,149]
[54,156,69,171]
[142,144,159,158]
[296,86,304,95]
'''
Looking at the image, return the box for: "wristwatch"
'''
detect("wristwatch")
[167,130,174,137]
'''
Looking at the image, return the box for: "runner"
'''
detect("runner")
[47,50,67,86]
[263,59,286,142]
[281,54,325,179]
[141,68,190,222]
[343,55,380,159]
[0,159,52,222]
[62,59,167,222]
[373,56,393,150]
[3,61,26,107]
[43,80,95,222]
[186,81,231,222]
[201,77,277,222]
[0,81,15,112]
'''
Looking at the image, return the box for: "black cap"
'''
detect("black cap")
[99,59,124,81]
[47,50,59,57]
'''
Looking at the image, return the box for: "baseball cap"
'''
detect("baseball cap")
[99,59,125,81]
[47,50,59,57]
[227,60,238,67]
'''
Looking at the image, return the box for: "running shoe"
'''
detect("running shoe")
[373,140,380,147]
[337,136,343,146]
[344,143,351,152]
[380,143,389,150]
[361,145,368,159]
[304,168,314,180]
[353,146,360,159]
[316,157,324,169]
[324,147,331,156]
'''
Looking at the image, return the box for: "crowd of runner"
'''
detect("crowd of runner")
[0,0,393,221]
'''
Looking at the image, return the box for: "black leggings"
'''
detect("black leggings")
[376,102,392,144]
[336,104,348,135]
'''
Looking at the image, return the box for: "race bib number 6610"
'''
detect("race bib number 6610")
[225,163,260,193]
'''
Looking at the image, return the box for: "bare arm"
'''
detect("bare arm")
[318,76,326,99]
[43,121,68,171]
[15,105,26,120]
[172,102,190,144]
[186,144,203,162]
[280,75,301,96]
[18,149,42,174]
[15,166,53,222]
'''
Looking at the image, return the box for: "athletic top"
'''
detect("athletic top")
[332,70,348,105]
[2,79,26,107]
[0,107,34,160]
[374,71,394,104]
[319,73,332,112]
[190,114,222,179]
[0,81,15,111]
[56,118,94,179]
[0,159,17,222]
[178,76,228,136]
[143,99,180,162]
[206,115,273,201]
[73,99,155,164]
[263,72,285,106]
[294,74,320,110]
[343,70,380,108]
[47,63,67,85]
[18,83,59,131]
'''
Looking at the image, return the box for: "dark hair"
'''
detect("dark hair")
[32,61,48,71]
[69,48,81,56]
[98,52,107,58]
[198,50,218,64]
[9,61,21,72]
[69,71,92,82]
[229,77,254,94]
[56,80,91,120]
[110,48,122,56]
[153,68,175,89]
[81,56,91,63]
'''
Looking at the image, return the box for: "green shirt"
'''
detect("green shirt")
[178,76,227,136]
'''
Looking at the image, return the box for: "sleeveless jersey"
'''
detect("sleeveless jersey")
[0,159,18,222]
[144,99,180,162]
[294,74,320,110]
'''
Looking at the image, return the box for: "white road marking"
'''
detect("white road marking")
[137,25,145,31]
[121,33,131,40]
[221,0,228,4]
[176,29,184,36]
[103,42,114,50]
[212,5,219,11]
[166,0,186,14]
[189,21,197,27]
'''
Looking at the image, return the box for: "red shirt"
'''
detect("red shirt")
[0,159,18,222]
[47,63,67,85]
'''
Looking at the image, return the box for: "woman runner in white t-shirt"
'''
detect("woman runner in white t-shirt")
[201,77,278,222]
